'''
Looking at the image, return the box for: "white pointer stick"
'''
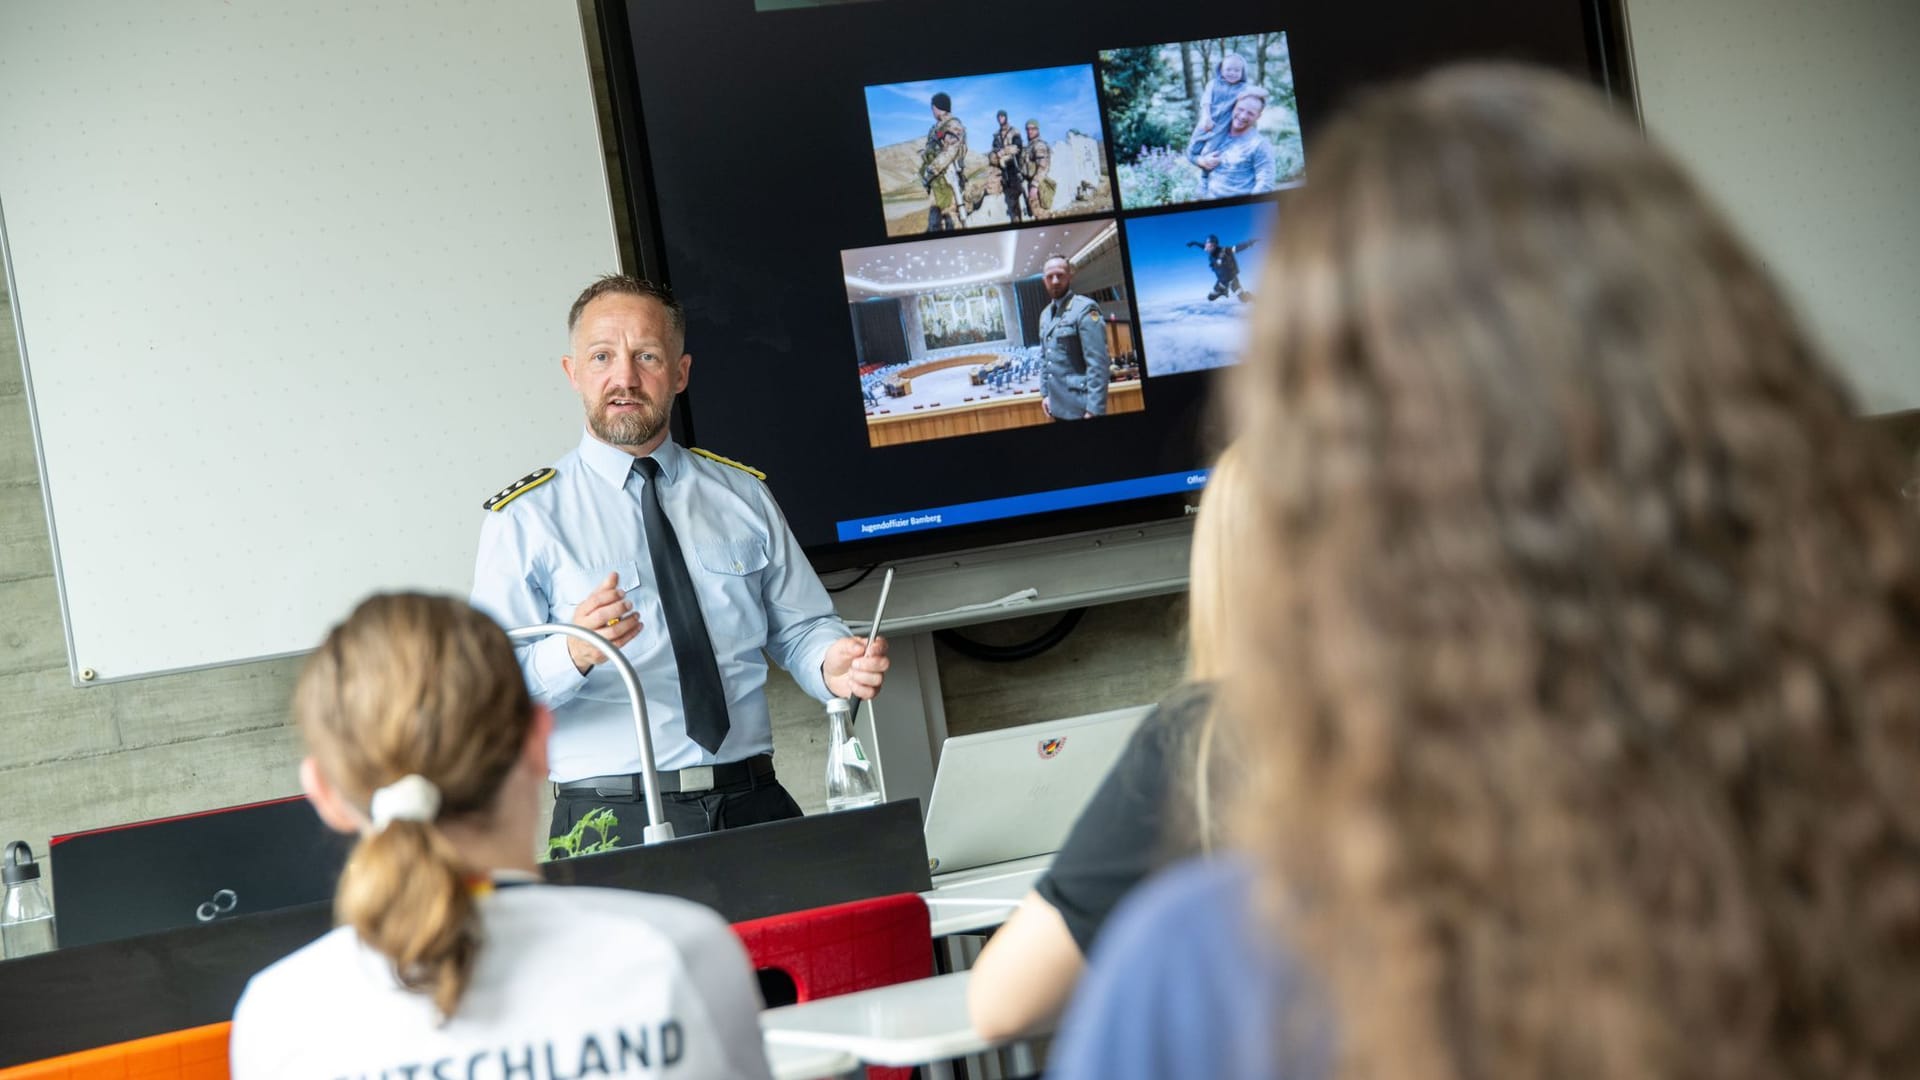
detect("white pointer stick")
[861,567,894,663]
[855,567,894,723]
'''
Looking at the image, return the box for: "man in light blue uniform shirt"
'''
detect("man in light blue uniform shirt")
[472,275,888,840]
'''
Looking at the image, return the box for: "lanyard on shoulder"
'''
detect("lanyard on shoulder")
[465,869,541,898]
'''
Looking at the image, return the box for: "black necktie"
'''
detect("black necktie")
[634,457,730,754]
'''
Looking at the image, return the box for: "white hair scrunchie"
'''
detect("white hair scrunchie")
[368,774,442,833]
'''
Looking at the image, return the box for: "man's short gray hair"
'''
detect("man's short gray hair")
[567,274,685,345]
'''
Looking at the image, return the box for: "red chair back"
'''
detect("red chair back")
[733,892,932,1080]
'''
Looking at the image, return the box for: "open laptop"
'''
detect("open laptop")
[921,705,1151,875]
[49,795,350,948]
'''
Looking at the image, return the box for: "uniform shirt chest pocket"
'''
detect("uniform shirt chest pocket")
[693,540,771,644]
[1051,324,1086,368]
[549,561,642,622]
[1052,319,1082,353]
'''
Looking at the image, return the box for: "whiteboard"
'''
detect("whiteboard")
[1626,0,1920,413]
[0,1,617,682]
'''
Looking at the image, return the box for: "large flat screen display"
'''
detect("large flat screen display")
[599,1,1628,569]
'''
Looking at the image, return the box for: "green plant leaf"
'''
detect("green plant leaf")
[542,806,623,860]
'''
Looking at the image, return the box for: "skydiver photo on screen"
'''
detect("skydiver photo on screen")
[1125,201,1277,376]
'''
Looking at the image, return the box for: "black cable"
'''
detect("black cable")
[934,608,1087,663]
[824,563,880,594]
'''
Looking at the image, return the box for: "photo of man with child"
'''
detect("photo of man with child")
[1100,32,1305,210]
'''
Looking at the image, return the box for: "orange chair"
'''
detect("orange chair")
[734,892,933,1080]
[0,1022,229,1080]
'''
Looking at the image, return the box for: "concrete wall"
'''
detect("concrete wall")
[1625,0,1920,413]
[934,599,1187,738]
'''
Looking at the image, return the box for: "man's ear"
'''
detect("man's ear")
[673,352,693,396]
[561,352,578,388]
[521,705,555,779]
[300,756,366,836]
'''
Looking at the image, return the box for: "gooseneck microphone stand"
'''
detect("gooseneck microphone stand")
[507,623,675,844]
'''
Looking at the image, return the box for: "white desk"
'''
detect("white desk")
[921,853,1051,936]
[761,971,988,1080]
[764,1039,861,1080]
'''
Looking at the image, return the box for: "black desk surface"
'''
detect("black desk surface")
[50,794,352,949]
[0,800,930,1066]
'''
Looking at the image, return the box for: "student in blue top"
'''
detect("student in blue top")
[471,276,889,841]
[1051,64,1920,1080]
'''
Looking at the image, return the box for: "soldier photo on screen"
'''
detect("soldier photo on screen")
[866,64,1112,236]
[1038,253,1109,421]
[989,109,1029,222]
[919,92,969,233]
[841,218,1131,446]
[1021,119,1053,220]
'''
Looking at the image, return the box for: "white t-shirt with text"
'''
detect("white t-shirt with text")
[230,884,773,1080]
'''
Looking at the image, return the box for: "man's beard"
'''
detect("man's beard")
[587,391,671,447]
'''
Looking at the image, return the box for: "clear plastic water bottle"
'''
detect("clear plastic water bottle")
[1,841,56,959]
[823,698,881,813]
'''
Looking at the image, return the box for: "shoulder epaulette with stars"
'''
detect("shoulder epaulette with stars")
[689,447,766,481]
[483,467,556,511]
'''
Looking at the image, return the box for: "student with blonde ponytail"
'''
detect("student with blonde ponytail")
[230,593,772,1079]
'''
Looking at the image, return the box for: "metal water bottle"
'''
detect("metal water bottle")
[1,841,56,959]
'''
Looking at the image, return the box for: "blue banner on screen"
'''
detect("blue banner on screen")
[837,468,1211,542]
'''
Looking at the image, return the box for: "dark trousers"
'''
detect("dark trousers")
[1001,165,1027,220]
[550,774,804,845]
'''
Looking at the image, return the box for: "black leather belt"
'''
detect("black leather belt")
[555,754,775,796]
